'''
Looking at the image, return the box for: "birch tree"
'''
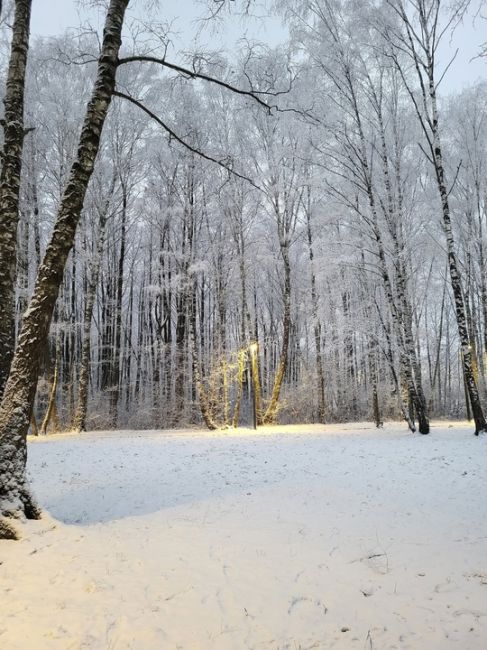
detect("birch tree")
[0,0,32,398]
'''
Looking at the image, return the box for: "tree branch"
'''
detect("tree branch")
[117,55,273,113]
[112,90,263,191]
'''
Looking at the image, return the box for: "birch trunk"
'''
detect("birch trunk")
[429,88,486,434]
[390,0,486,434]
[0,0,32,399]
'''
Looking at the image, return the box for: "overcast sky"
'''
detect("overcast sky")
[30,0,485,95]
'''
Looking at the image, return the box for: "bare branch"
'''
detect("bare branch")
[112,90,263,191]
[117,55,273,113]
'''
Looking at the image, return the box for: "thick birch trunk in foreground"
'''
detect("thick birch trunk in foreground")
[0,0,130,539]
[0,0,32,399]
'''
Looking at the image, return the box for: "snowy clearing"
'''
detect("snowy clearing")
[1,422,487,649]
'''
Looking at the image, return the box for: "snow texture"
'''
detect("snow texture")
[1,422,487,649]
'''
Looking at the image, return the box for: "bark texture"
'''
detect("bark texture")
[0,0,32,399]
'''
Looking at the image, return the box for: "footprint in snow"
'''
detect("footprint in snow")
[287,596,328,616]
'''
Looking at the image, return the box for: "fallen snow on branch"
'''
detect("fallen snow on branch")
[1,422,487,649]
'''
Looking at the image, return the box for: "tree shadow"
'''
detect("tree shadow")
[27,432,293,525]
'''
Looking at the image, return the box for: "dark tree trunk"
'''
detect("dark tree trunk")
[0,0,32,399]
[108,180,127,425]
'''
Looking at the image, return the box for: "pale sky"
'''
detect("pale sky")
[30,0,285,50]
[29,0,486,95]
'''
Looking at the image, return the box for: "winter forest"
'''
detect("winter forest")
[3,0,487,439]
[1,0,487,648]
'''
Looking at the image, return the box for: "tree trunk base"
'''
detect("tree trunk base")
[19,487,42,520]
[0,487,41,540]
[406,419,416,433]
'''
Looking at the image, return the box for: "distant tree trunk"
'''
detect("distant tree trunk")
[39,334,61,435]
[263,240,291,424]
[72,179,114,432]
[370,344,381,428]
[189,278,217,430]
[0,0,130,539]
[232,349,246,428]
[0,0,32,399]
[108,179,127,425]
[305,188,326,423]
[173,274,189,425]
[429,271,447,412]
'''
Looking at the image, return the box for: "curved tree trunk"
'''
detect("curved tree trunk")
[0,0,32,399]
[0,0,130,539]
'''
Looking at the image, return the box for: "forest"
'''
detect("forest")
[1,0,487,436]
[1,2,487,648]
[0,0,486,532]
[0,0,487,434]
[0,0,484,517]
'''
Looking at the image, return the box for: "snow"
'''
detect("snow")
[1,421,487,649]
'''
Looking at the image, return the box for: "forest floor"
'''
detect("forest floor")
[1,421,487,649]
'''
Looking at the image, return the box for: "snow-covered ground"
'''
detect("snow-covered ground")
[1,422,487,649]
